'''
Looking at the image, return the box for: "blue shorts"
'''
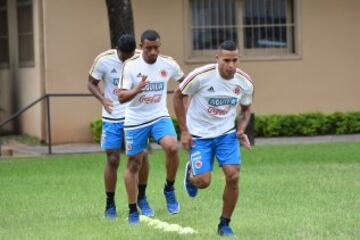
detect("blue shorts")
[189,132,241,176]
[125,117,177,155]
[101,121,124,150]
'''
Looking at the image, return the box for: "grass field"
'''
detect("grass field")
[1,142,359,239]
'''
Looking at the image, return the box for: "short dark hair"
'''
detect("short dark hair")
[220,40,237,51]
[116,34,136,53]
[141,29,160,43]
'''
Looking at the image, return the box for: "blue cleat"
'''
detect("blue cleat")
[163,189,180,214]
[104,205,117,219]
[128,211,140,224]
[138,197,154,217]
[184,161,198,197]
[218,225,235,237]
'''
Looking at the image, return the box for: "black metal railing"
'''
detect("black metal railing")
[0,91,176,155]
[0,93,93,155]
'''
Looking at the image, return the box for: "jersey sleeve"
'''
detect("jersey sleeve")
[239,82,254,106]
[119,63,133,90]
[170,60,184,82]
[89,57,105,81]
[179,71,201,96]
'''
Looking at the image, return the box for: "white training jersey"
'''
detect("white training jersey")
[89,49,141,122]
[120,54,184,127]
[179,64,254,138]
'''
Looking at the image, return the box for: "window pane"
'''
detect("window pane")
[17,0,32,5]
[191,0,238,50]
[17,4,33,33]
[18,34,34,63]
[243,0,294,54]
[0,0,6,7]
[276,0,287,24]
[191,0,205,27]
[0,0,9,66]
[0,37,9,63]
[245,26,289,49]
[0,10,8,36]
[17,0,34,66]
[189,0,296,58]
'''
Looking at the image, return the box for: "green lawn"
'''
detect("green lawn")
[0,142,359,239]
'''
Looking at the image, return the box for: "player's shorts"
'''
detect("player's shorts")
[125,117,177,155]
[100,121,124,150]
[189,132,241,176]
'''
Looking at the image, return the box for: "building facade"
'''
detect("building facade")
[0,0,359,143]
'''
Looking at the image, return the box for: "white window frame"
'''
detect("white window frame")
[184,0,301,63]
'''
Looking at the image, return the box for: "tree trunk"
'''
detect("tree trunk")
[105,0,135,48]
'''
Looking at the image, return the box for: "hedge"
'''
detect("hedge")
[255,112,360,137]
[90,112,360,142]
[89,119,102,143]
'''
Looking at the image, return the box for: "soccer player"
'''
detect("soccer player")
[118,29,184,224]
[88,34,153,219]
[174,40,254,236]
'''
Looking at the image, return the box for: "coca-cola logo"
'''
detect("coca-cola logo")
[207,107,229,116]
[139,94,162,104]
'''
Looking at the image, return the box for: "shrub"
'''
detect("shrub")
[255,112,360,137]
[89,119,102,143]
[330,112,360,134]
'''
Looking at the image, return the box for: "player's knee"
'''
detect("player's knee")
[195,176,211,188]
[127,156,141,174]
[107,154,120,169]
[165,143,178,155]
[198,180,210,189]
[128,161,141,174]
[226,172,240,188]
